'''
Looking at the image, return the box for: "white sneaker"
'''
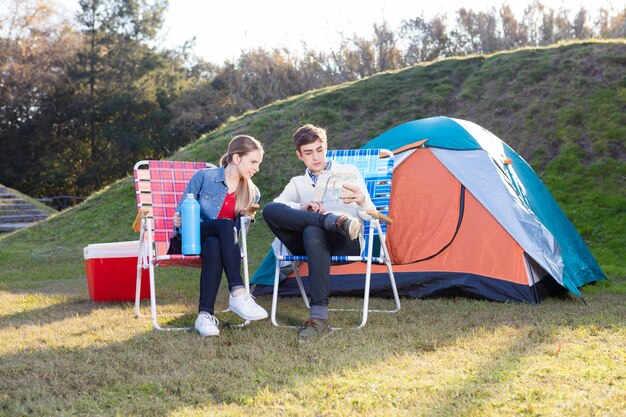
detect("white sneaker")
[228,293,268,321]
[195,312,220,337]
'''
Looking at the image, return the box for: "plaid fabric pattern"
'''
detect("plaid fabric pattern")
[326,149,394,257]
[134,160,215,258]
[155,255,202,268]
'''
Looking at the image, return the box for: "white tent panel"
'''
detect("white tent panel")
[431,148,565,284]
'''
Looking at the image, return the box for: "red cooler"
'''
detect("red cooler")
[83,240,150,302]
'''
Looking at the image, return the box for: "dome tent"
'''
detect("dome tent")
[252,117,605,303]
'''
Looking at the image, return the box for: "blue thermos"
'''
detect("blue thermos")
[181,193,201,255]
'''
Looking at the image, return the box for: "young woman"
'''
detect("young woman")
[173,135,268,336]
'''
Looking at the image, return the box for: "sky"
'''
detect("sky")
[59,0,624,64]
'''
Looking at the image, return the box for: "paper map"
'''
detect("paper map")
[312,171,358,204]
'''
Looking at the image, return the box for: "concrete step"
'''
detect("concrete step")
[0,207,43,215]
[0,214,48,223]
[0,198,25,205]
[0,202,35,210]
[0,222,37,232]
[0,187,53,232]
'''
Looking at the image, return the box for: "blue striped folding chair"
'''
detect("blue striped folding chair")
[270,149,401,329]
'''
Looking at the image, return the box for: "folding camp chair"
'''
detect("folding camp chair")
[132,160,254,331]
[270,149,401,329]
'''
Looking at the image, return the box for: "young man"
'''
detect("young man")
[262,124,375,339]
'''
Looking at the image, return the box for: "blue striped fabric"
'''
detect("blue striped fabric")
[326,149,394,257]
[283,255,385,264]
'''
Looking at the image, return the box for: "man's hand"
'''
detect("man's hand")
[173,211,182,228]
[300,201,326,213]
[340,184,366,205]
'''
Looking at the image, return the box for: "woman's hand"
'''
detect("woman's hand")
[340,184,366,206]
[300,201,326,213]
[173,212,182,228]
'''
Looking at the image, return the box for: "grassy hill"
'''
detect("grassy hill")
[1,40,623,284]
[0,41,624,416]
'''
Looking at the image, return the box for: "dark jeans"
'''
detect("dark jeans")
[262,202,360,307]
[198,218,242,314]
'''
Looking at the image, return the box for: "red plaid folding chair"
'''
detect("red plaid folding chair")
[132,160,254,331]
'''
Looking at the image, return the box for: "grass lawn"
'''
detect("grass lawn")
[1,263,625,416]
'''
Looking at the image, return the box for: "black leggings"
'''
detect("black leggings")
[198,218,242,314]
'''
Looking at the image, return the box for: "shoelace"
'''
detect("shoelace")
[303,319,325,329]
[201,314,219,326]
[240,293,256,302]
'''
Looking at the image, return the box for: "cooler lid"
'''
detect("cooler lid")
[83,240,141,259]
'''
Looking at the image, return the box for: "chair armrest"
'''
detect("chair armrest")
[133,208,150,232]
[366,209,393,224]
[242,203,260,221]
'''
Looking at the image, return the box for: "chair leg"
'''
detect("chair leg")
[239,222,250,293]
[386,260,401,313]
[219,223,251,327]
[327,220,400,328]
[292,262,310,309]
[270,260,281,327]
[358,255,374,329]
[377,223,401,313]
[134,262,144,318]
[271,260,307,328]
[141,262,191,332]
[135,226,146,318]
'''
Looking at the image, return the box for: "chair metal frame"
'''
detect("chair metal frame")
[270,149,401,329]
[132,160,253,331]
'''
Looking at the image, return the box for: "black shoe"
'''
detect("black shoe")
[298,319,330,340]
[336,215,362,240]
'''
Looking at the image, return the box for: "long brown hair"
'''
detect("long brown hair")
[219,135,263,216]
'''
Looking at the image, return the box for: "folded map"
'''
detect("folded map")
[313,171,358,204]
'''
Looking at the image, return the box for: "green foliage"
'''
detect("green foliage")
[0,0,189,198]
[542,148,626,279]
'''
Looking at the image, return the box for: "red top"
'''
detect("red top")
[217,192,236,220]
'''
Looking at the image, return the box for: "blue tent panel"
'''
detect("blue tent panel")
[251,249,277,286]
[364,117,482,151]
[503,144,606,293]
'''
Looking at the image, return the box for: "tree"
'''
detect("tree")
[69,0,187,193]
[572,7,593,40]
[373,21,404,71]
[400,14,452,63]
[521,0,545,46]
[455,8,482,53]
[597,7,626,38]
[500,5,527,50]
[0,0,82,195]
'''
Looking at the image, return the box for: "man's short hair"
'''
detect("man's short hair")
[293,124,327,151]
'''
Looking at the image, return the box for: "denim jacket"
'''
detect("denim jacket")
[177,166,260,225]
